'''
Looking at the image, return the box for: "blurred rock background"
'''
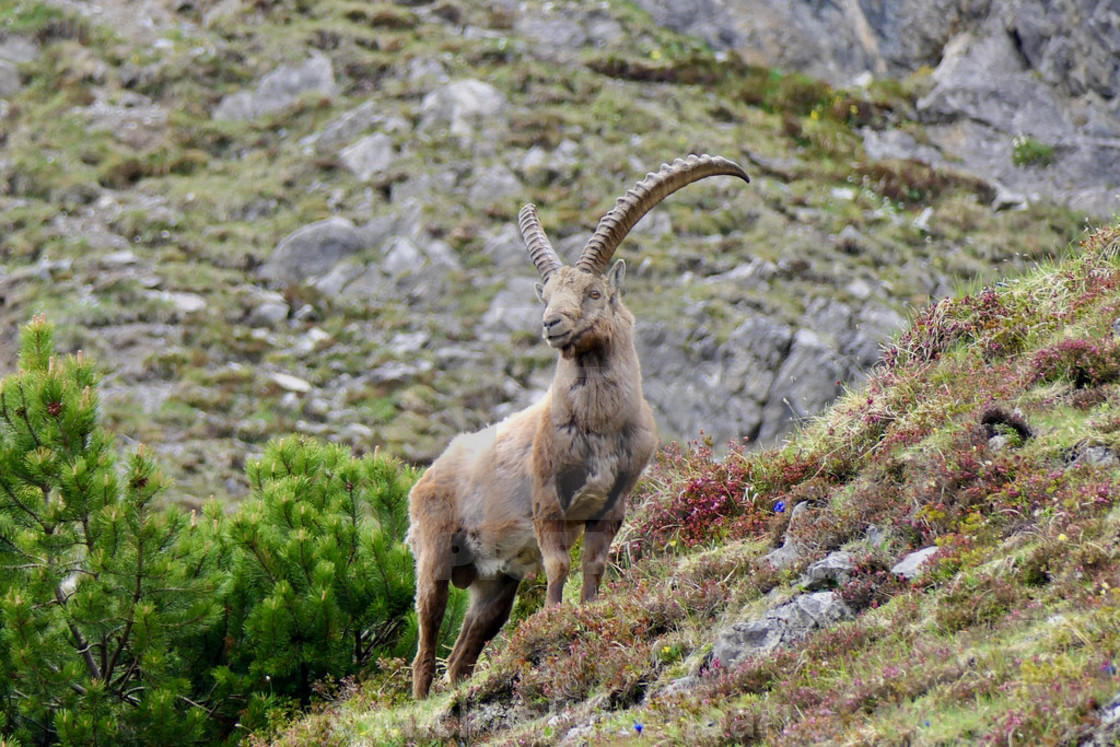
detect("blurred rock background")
[0,0,1107,504]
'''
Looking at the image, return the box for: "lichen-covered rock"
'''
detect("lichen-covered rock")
[419,79,508,139]
[260,218,366,286]
[799,551,855,591]
[711,591,853,669]
[339,132,397,182]
[213,53,336,122]
[891,546,941,580]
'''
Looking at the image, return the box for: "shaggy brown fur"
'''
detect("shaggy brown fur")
[407,155,749,698]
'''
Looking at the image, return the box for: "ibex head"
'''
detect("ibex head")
[519,154,749,356]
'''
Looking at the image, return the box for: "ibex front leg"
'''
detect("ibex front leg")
[581,510,625,602]
[532,476,580,605]
[537,520,584,606]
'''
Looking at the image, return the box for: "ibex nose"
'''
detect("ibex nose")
[543,315,563,331]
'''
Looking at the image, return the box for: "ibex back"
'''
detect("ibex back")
[407,154,750,698]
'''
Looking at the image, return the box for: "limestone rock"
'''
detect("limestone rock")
[711,591,853,669]
[477,277,540,339]
[763,501,809,570]
[799,551,855,591]
[0,60,20,99]
[638,0,1120,217]
[214,53,336,122]
[419,79,508,138]
[260,218,365,286]
[891,546,940,580]
[467,163,522,210]
[339,132,397,182]
[270,372,312,394]
[758,328,846,444]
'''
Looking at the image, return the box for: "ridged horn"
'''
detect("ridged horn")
[575,154,750,274]
[519,203,562,280]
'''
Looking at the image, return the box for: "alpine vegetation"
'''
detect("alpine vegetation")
[407,155,751,698]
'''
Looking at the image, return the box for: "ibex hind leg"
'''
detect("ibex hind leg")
[412,564,450,699]
[445,574,521,685]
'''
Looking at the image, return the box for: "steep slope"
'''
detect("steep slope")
[267,223,1120,745]
[0,0,1086,506]
[638,0,1120,217]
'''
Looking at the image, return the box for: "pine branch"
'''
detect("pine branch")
[15,378,43,450]
[54,584,102,682]
[104,527,146,681]
[108,657,141,698]
[0,476,52,534]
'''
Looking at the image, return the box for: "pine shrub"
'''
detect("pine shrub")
[0,316,221,743]
[214,436,419,710]
[0,316,425,744]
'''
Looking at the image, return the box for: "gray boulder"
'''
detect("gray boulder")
[339,132,397,182]
[77,94,169,150]
[477,277,540,339]
[763,501,809,570]
[301,100,407,155]
[758,328,847,444]
[1072,445,1119,469]
[0,26,38,99]
[467,163,522,210]
[419,79,508,139]
[0,59,19,98]
[632,0,892,85]
[799,551,855,591]
[891,546,941,580]
[260,217,366,286]
[711,591,853,669]
[481,223,528,269]
[638,0,1120,217]
[0,35,40,65]
[519,140,580,187]
[214,53,336,122]
[639,313,794,447]
[512,15,588,62]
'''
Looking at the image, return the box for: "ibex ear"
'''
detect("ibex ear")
[534,281,547,304]
[607,259,626,298]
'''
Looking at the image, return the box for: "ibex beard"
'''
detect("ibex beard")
[406,154,749,699]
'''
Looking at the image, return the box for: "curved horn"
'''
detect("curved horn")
[575,154,750,274]
[519,203,562,280]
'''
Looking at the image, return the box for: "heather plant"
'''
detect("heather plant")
[1028,337,1120,388]
[624,438,810,560]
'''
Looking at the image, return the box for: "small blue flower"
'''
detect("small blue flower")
[774,501,786,513]
[634,723,643,735]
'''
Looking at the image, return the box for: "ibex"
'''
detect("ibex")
[408,154,750,698]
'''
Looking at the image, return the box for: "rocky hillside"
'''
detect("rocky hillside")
[0,0,1091,506]
[641,0,1120,217]
[266,221,1120,747]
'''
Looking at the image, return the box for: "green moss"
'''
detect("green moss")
[1012,135,1057,168]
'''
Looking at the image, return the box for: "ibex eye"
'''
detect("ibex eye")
[589,290,601,299]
